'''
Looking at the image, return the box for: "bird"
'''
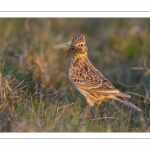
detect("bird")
[67,34,142,117]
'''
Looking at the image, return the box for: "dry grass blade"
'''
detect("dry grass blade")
[86,117,120,122]
[43,87,62,97]
[0,75,28,102]
[130,59,150,76]
[53,102,76,112]
[118,80,138,88]
[130,67,145,70]
[3,75,15,82]
[143,59,150,76]
[3,80,15,99]
[108,110,124,122]
[16,84,28,91]
[13,90,27,97]
[31,82,45,97]
[143,58,150,71]
[13,78,26,90]
[53,42,71,49]
[126,92,150,101]
[29,82,38,97]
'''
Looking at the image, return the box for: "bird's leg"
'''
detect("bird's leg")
[84,105,92,118]
[96,101,101,114]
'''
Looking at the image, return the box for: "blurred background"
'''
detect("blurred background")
[0,18,150,132]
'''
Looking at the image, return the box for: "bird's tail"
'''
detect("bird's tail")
[114,96,142,112]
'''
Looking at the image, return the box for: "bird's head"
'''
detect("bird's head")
[68,34,88,58]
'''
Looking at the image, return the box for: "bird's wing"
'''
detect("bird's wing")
[70,69,130,98]
[70,69,117,92]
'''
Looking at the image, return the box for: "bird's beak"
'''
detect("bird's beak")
[64,43,74,50]
[69,45,75,50]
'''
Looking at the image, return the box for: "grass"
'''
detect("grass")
[0,18,150,132]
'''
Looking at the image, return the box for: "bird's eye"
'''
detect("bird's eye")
[81,44,83,46]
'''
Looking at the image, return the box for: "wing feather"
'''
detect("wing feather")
[69,57,130,98]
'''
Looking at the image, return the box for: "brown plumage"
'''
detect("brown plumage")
[67,34,142,117]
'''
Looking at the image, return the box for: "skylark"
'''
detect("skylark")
[67,34,142,117]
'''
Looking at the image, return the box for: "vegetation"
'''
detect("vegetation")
[0,18,150,132]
